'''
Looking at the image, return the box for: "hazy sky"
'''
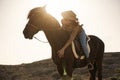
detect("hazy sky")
[0,0,120,65]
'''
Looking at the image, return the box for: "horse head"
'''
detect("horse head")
[23,6,59,39]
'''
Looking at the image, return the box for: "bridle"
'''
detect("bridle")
[27,19,60,43]
[29,23,58,31]
[28,23,40,30]
[28,23,48,43]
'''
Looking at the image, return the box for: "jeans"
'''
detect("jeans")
[78,29,89,58]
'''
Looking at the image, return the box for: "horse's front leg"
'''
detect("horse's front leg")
[57,62,73,80]
[61,75,73,80]
[57,64,64,77]
[64,65,74,80]
[52,49,64,78]
[63,55,74,80]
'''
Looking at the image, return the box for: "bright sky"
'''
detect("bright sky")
[0,0,120,65]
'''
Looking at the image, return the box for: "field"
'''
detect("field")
[0,52,120,80]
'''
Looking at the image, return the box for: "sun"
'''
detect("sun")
[45,0,76,23]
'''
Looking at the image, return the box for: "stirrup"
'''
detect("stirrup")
[88,63,94,70]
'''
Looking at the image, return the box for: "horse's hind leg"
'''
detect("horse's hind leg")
[96,51,104,80]
[97,60,103,80]
[88,63,97,80]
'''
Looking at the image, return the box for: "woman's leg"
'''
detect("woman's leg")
[79,29,89,58]
[78,29,93,70]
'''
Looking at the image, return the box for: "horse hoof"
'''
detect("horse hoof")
[61,75,73,80]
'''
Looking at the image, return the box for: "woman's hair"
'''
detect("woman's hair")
[61,10,77,20]
[71,20,79,26]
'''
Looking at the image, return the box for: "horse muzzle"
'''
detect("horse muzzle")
[23,31,33,39]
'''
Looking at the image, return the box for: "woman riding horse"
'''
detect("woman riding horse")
[58,10,93,70]
[23,6,105,80]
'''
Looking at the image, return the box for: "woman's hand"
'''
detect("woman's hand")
[57,48,65,58]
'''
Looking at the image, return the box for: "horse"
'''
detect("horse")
[23,6,105,80]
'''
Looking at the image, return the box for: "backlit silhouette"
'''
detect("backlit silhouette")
[23,6,105,80]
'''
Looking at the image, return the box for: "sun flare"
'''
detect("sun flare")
[45,0,77,23]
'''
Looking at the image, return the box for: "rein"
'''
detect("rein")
[29,23,40,30]
[33,36,48,43]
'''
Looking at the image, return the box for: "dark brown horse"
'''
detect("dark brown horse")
[23,6,105,80]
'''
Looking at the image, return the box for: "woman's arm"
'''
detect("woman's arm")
[58,26,82,58]
[63,27,79,50]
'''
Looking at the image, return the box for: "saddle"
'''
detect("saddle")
[72,36,90,60]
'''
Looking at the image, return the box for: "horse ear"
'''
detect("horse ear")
[42,5,47,10]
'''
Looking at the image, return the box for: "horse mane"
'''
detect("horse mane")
[27,7,46,19]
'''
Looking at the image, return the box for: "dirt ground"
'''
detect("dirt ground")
[0,52,120,80]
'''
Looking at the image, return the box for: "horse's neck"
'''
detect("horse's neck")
[42,14,69,49]
[43,30,56,47]
[43,29,69,50]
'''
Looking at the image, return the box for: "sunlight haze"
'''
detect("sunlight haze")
[0,0,120,65]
